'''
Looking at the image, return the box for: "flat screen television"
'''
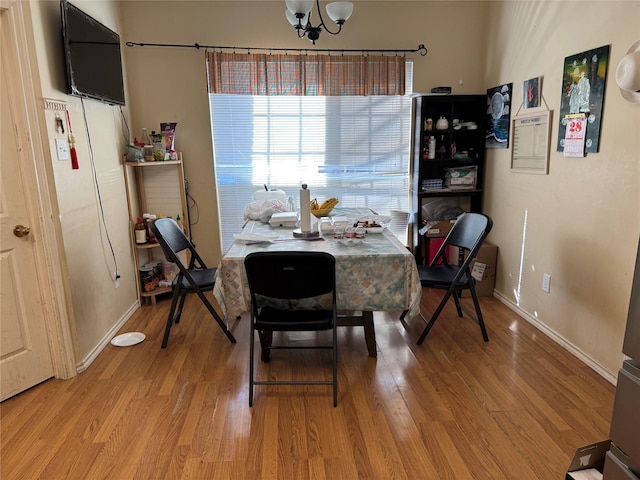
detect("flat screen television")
[60,0,125,105]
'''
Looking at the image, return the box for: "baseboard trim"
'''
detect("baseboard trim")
[75,301,140,373]
[492,291,617,385]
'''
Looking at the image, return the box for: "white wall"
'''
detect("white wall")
[483,1,640,378]
[29,0,138,362]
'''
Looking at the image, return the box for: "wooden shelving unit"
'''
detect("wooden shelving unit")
[123,155,189,305]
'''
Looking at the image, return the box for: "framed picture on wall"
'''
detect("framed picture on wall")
[556,45,610,153]
[523,76,542,108]
[485,83,513,149]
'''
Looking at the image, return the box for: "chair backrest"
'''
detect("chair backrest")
[151,218,205,270]
[244,251,336,302]
[432,213,493,267]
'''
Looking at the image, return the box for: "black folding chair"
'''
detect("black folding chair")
[244,251,338,407]
[413,213,493,344]
[150,218,236,348]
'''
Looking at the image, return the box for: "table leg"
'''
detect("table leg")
[362,311,376,357]
[337,311,377,357]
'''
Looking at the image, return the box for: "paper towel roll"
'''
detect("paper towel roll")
[300,184,311,232]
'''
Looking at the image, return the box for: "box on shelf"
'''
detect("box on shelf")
[444,165,477,189]
[566,440,610,480]
[421,179,444,190]
[449,242,497,297]
[425,219,456,238]
[420,197,467,238]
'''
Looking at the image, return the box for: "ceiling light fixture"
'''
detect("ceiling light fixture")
[285,0,353,45]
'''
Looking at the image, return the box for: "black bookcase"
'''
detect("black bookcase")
[411,95,486,265]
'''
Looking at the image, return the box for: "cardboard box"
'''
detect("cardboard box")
[449,242,498,297]
[425,219,456,238]
[566,440,610,479]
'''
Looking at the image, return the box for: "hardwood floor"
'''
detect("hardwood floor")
[1,290,615,479]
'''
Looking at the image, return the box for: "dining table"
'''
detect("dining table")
[213,211,422,357]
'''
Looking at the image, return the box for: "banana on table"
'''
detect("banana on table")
[311,197,339,210]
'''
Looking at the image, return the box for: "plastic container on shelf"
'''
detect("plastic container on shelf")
[141,128,153,162]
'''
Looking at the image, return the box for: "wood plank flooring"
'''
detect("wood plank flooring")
[1,290,615,479]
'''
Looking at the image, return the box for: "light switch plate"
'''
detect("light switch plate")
[55,138,70,161]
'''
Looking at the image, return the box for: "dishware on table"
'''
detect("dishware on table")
[352,214,391,233]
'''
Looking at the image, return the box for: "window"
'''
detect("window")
[209,61,413,252]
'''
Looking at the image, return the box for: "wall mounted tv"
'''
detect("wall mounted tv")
[61,0,125,105]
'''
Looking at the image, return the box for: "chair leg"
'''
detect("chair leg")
[332,322,338,407]
[451,290,464,317]
[417,288,455,345]
[197,290,237,343]
[161,288,183,348]
[249,318,255,407]
[468,282,489,342]
[173,292,188,324]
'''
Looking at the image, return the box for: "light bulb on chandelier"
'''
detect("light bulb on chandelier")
[285,0,353,44]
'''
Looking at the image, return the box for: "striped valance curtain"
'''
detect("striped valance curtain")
[206,51,405,96]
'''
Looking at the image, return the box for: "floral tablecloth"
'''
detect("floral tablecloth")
[213,220,422,322]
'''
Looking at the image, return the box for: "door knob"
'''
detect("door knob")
[13,225,31,237]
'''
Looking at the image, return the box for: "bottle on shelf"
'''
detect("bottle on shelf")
[142,213,157,243]
[428,136,436,159]
[141,128,153,162]
[425,117,433,131]
[176,214,184,232]
[438,135,447,158]
[134,216,147,244]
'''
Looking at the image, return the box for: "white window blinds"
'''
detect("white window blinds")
[209,61,413,252]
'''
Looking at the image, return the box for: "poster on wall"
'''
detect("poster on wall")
[523,76,542,108]
[556,45,610,153]
[485,83,512,149]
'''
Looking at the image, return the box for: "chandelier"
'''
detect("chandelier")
[285,1,354,44]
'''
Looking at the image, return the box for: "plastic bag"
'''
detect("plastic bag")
[244,199,288,223]
[421,197,464,221]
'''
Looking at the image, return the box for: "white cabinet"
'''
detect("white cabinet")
[123,155,189,304]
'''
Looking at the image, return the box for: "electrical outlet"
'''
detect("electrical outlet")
[542,273,551,293]
[113,272,120,289]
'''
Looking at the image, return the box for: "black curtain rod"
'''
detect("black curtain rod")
[125,41,427,56]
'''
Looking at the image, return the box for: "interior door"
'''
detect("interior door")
[0,5,55,401]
